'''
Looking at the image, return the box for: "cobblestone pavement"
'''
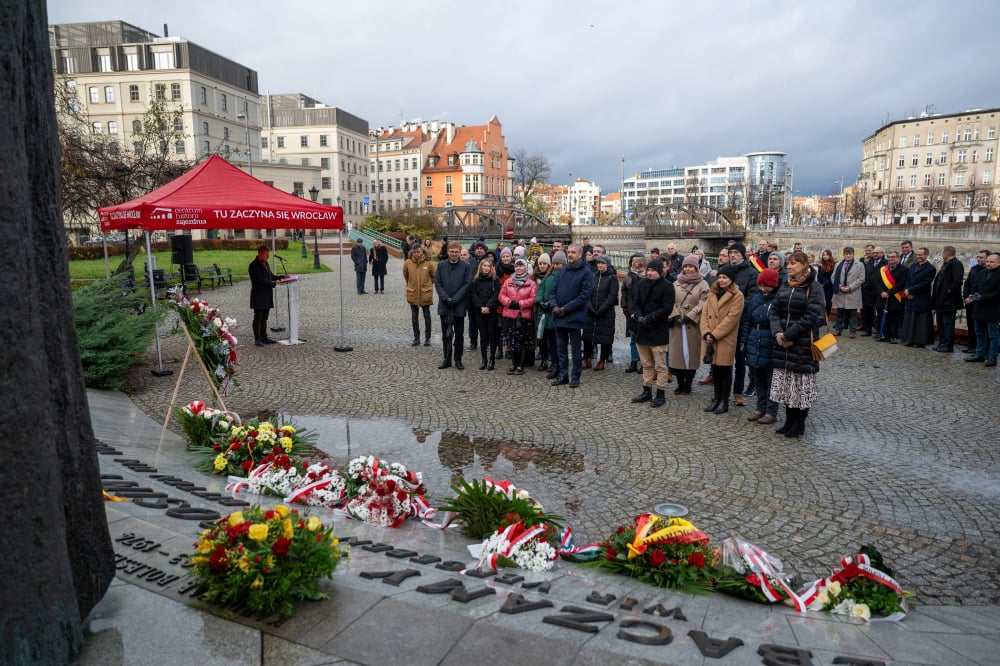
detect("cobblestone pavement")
[124,257,1000,605]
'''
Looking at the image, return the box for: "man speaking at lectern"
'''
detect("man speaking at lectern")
[249,245,281,347]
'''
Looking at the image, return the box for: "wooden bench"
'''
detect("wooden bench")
[211,263,233,287]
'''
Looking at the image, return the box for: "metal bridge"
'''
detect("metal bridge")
[626,203,746,240]
[420,206,567,242]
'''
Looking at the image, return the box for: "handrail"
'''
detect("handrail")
[354,227,403,250]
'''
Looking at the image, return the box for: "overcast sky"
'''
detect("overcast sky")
[47,0,1000,196]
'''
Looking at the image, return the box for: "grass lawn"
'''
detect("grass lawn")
[69,242,331,282]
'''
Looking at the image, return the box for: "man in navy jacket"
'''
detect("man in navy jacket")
[550,246,594,388]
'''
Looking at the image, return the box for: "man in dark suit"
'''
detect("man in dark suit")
[248,245,280,346]
[350,238,368,294]
[962,249,990,354]
[861,246,887,336]
[877,250,909,343]
[931,245,965,352]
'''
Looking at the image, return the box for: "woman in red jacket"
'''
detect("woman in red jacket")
[498,258,538,374]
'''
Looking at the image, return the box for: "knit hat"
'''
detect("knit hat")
[514,258,529,269]
[682,253,700,268]
[757,268,780,288]
[717,264,739,281]
[551,250,568,265]
[513,246,526,257]
[730,243,747,258]
[538,252,551,265]
[478,235,486,242]
[650,247,661,255]
[595,254,611,266]
[500,247,513,258]
[530,237,537,243]
[647,258,665,275]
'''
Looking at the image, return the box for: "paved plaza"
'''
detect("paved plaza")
[83,254,1000,664]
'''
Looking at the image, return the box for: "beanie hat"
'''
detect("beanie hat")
[717,264,739,281]
[682,253,700,269]
[538,252,551,265]
[514,258,529,269]
[530,237,537,243]
[757,268,780,289]
[551,250,568,264]
[730,243,747,258]
[513,246,526,257]
[647,258,665,275]
[500,247,513,258]
[595,254,611,265]
[650,247,661,255]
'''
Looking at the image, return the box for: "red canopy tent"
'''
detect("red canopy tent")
[99,155,342,232]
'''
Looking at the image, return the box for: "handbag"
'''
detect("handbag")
[703,342,714,365]
[811,331,837,361]
[536,312,547,338]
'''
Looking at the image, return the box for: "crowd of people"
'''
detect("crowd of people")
[393,234,1000,437]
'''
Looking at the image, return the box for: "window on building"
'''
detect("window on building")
[938,173,946,186]
[911,154,918,167]
[950,195,958,208]
[922,195,930,208]
[989,127,996,139]
[425,195,433,206]
[897,155,905,168]
[896,175,904,188]
[909,175,917,188]
[107,121,117,135]
[174,117,182,132]
[925,152,933,165]
[425,176,432,188]
[986,171,994,185]
[908,195,916,208]
[125,84,138,103]
[412,177,418,190]
[987,148,994,161]
[394,159,400,171]
[260,137,267,149]
[170,83,181,100]
[299,135,308,148]
[88,87,99,103]
[321,177,331,189]
[153,51,174,69]
[175,140,185,154]
[923,174,931,187]
[202,140,210,155]
[92,122,102,134]
[223,127,229,141]
[97,54,112,72]
[878,158,886,171]
[301,158,310,166]
[963,129,972,141]
[104,86,114,103]
[125,53,139,71]
[132,119,142,133]
[942,131,949,143]
[913,134,920,146]
[899,136,906,148]
[223,145,231,157]
[154,84,166,101]
[277,136,285,148]
[955,172,966,186]
[939,152,947,164]
[199,87,207,105]
[133,142,143,156]
[200,121,208,135]
[320,157,330,169]
[958,149,967,163]
[220,94,227,112]
[927,133,934,145]
[445,175,453,194]
[320,135,328,147]
[974,128,980,140]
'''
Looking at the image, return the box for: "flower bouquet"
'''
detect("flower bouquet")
[800,545,910,621]
[234,458,347,508]
[188,504,346,617]
[470,520,558,572]
[191,417,319,477]
[712,536,802,606]
[176,400,240,449]
[586,513,717,595]
[169,292,238,395]
[342,456,434,525]
[436,477,564,538]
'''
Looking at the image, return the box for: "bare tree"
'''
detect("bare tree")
[511,148,550,211]
[849,182,874,224]
[926,181,950,223]
[963,170,986,222]
[2,2,116,661]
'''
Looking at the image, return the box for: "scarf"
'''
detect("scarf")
[511,270,528,288]
[676,271,704,292]
[787,269,809,288]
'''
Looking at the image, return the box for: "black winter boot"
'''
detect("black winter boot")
[712,398,729,414]
[785,408,808,438]
[704,382,721,412]
[625,360,639,373]
[776,407,798,434]
[651,389,666,407]
[632,386,653,403]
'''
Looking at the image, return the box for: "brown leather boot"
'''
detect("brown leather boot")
[593,359,605,371]
[582,357,592,370]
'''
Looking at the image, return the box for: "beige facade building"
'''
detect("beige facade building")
[860,107,1000,224]
[261,94,369,229]
[368,121,454,214]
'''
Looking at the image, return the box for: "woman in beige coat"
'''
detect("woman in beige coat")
[402,245,436,346]
[700,264,745,414]
[668,254,709,395]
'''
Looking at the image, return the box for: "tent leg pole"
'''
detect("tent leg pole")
[270,232,285,332]
[147,231,172,377]
[334,227,352,352]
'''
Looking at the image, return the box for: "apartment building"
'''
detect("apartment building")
[368,121,446,214]
[262,94,369,228]
[50,21,260,168]
[860,107,1000,224]
[565,179,601,225]
[421,116,514,209]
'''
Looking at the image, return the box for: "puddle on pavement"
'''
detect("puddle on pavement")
[284,413,593,520]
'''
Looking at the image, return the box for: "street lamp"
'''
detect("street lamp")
[369,129,381,217]
[236,97,252,175]
[309,186,320,269]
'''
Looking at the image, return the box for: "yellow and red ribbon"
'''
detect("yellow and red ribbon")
[627,514,708,559]
[880,265,902,302]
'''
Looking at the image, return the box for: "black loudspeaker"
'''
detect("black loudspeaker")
[170,234,193,265]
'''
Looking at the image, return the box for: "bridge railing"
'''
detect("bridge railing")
[353,227,403,251]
